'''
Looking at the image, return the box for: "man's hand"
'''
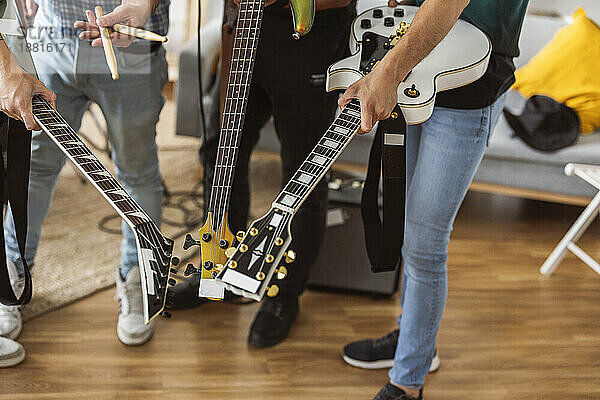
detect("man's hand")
[338,64,403,134]
[0,42,56,130]
[21,0,38,18]
[74,0,156,47]
[339,0,469,134]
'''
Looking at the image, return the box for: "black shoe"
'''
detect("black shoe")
[343,329,440,372]
[374,383,422,400]
[248,296,298,348]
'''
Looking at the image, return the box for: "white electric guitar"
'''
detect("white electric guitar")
[216,4,492,300]
[327,4,491,124]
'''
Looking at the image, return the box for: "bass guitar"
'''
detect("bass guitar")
[215,4,491,300]
[180,0,315,299]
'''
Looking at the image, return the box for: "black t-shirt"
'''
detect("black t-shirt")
[412,0,529,109]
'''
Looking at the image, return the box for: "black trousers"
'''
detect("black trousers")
[202,11,354,297]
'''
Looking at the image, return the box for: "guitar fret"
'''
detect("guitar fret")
[32,95,150,228]
[208,0,264,226]
[273,100,362,211]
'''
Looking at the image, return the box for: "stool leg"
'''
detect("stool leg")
[540,192,600,276]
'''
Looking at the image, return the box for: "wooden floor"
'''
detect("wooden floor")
[2,191,600,399]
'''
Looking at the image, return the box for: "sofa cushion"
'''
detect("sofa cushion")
[513,8,600,133]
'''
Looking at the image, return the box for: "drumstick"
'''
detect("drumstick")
[113,24,167,42]
[94,6,119,80]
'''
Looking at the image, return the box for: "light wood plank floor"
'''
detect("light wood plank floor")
[2,190,600,400]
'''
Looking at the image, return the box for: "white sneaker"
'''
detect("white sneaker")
[116,266,155,346]
[0,259,24,340]
[0,337,25,368]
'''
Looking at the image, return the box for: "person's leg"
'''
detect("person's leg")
[271,89,340,297]
[389,95,507,395]
[84,47,168,279]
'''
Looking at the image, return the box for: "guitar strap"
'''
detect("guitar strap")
[0,113,33,305]
[361,105,406,273]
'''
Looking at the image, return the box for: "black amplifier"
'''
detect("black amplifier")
[308,176,400,297]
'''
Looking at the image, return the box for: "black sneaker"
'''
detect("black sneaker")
[248,296,298,348]
[343,329,440,372]
[374,383,422,400]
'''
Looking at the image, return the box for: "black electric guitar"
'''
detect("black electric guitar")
[181,0,315,300]
[32,96,176,322]
[216,4,491,300]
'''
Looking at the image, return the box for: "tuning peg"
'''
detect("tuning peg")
[239,244,249,253]
[168,278,176,286]
[266,285,280,297]
[274,237,284,246]
[183,234,202,250]
[184,263,199,276]
[225,247,237,258]
[215,263,224,272]
[236,231,245,241]
[265,254,274,264]
[285,250,296,264]
[249,227,258,236]
[171,256,180,266]
[256,272,265,281]
[228,260,238,269]
[276,266,288,280]
[162,311,172,319]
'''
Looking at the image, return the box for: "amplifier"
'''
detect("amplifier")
[308,177,400,297]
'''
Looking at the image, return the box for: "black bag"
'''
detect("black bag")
[503,95,580,152]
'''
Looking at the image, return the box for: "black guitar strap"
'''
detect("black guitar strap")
[0,114,33,305]
[361,105,406,273]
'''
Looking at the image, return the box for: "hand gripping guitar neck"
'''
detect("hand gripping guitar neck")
[215,4,492,301]
[181,0,315,300]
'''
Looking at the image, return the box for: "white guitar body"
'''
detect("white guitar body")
[326,5,492,124]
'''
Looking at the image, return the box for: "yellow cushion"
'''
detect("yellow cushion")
[513,8,600,134]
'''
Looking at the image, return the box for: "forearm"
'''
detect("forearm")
[380,0,470,85]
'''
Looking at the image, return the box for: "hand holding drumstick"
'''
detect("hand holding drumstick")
[74,0,166,48]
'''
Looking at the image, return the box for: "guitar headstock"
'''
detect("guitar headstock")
[215,208,295,301]
[133,222,177,322]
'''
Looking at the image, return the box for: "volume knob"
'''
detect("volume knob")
[384,17,395,27]
[373,9,383,18]
[394,8,405,17]
[360,19,372,29]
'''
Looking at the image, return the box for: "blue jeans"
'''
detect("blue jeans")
[389,94,506,389]
[4,21,168,278]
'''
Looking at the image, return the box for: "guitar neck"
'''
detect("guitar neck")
[273,99,362,212]
[209,0,265,229]
[32,95,153,228]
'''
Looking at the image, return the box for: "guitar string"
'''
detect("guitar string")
[209,0,253,273]
[34,100,173,311]
[216,0,263,253]
[33,97,172,270]
[229,104,361,291]
[210,0,264,275]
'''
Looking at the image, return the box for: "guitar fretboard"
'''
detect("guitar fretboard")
[32,95,152,228]
[273,99,362,212]
[209,0,265,230]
